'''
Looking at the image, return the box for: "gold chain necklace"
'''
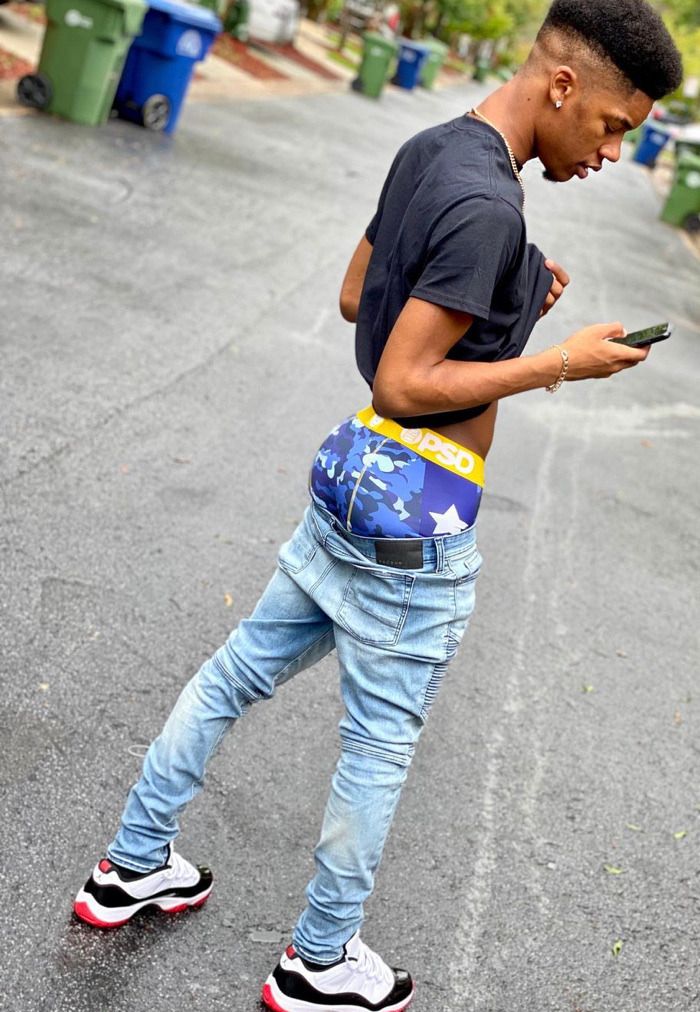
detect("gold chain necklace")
[470,107,525,207]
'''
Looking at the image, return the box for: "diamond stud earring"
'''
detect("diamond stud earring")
[555,100,563,109]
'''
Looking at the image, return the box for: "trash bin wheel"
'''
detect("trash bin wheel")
[141,94,170,132]
[683,213,700,234]
[17,73,53,110]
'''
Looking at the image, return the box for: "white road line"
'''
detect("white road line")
[450,422,559,1001]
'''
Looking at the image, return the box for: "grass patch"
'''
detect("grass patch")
[327,32,363,56]
[444,55,470,74]
[328,50,360,71]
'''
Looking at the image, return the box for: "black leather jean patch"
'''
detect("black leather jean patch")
[375,539,424,570]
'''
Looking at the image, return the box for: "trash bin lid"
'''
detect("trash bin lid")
[398,37,429,53]
[94,0,146,15]
[362,31,398,54]
[145,0,221,31]
[643,121,670,137]
[91,0,146,35]
[421,37,448,54]
[678,151,700,169]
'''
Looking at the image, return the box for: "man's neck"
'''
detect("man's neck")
[471,78,538,170]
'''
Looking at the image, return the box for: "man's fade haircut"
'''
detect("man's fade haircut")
[537,0,683,100]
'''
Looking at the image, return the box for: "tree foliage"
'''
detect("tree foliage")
[659,0,700,29]
[655,0,700,83]
[398,0,547,44]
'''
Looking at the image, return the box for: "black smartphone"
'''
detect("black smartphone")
[610,322,673,347]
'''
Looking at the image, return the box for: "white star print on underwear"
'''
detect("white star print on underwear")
[429,503,469,535]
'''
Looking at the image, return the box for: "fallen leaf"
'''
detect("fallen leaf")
[604,864,624,875]
[38,683,49,692]
[612,939,624,957]
[674,830,688,840]
[640,439,653,448]
[224,593,233,607]
[173,457,191,465]
[615,648,627,658]
[582,684,595,694]
[625,824,642,832]
[674,709,683,725]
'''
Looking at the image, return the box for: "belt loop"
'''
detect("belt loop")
[311,500,334,547]
[435,536,446,573]
[326,514,341,547]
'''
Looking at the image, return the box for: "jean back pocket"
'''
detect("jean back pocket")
[335,567,414,647]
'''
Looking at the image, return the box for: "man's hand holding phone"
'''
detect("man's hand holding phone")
[557,321,654,381]
[609,322,673,348]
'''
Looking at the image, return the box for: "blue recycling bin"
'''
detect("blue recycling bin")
[114,0,220,133]
[633,122,671,167]
[392,39,429,90]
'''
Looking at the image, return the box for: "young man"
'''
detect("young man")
[74,2,682,1010]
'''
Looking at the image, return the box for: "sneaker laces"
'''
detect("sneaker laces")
[349,938,394,988]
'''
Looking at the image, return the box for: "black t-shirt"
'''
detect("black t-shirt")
[357,114,553,427]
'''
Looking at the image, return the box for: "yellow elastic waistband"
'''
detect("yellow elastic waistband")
[356,406,485,487]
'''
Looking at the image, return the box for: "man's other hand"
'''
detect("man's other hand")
[540,259,570,317]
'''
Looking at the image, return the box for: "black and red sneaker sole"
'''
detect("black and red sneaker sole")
[260,981,415,1012]
[73,891,210,929]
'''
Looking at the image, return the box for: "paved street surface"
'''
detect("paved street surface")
[1,81,700,1012]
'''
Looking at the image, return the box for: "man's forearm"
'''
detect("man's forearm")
[373,347,563,418]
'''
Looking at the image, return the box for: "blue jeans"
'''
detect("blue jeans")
[108,500,482,963]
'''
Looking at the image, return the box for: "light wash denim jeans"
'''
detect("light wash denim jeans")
[108,499,482,963]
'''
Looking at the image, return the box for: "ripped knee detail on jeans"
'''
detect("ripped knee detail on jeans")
[210,652,272,707]
[339,731,416,770]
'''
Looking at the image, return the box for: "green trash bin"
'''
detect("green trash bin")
[419,37,448,90]
[17,0,146,125]
[352,32,398,99]
[675,136,700,162]
[660,151,700,231]
[473,56,489,83]
[223,0,249,39]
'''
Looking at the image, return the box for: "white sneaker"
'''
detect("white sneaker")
[262,931,414,1012]
[73,846,213,928]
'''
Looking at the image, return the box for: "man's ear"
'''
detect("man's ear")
[549,65,578,107]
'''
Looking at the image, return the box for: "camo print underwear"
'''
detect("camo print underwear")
[309,406,485,539]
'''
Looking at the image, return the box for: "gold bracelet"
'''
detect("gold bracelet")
[545,345,569,393]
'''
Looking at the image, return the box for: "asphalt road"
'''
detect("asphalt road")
[1,78,699,1012]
